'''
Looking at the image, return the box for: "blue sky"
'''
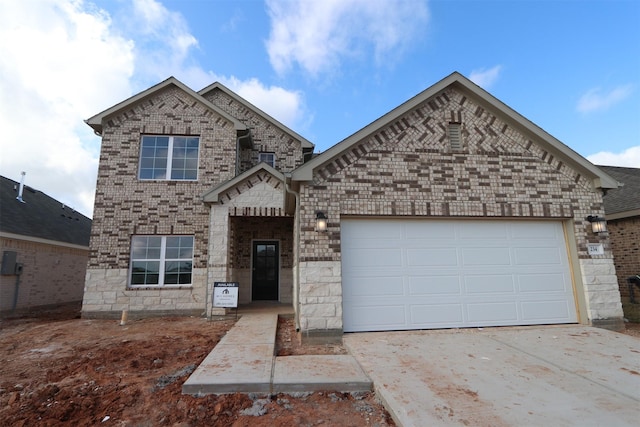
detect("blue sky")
[0,0,638,217]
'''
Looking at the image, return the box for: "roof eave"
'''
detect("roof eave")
[85,77,247,135]
[292,72,620,190]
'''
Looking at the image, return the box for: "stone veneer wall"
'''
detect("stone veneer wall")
[202,89,306,173]
[83,85,238,317]
[607,217,640,321]
[297,87,623,333]
[1,237,87,313]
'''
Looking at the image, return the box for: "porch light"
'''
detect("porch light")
[586,215,607,234]
[315,211,328,232]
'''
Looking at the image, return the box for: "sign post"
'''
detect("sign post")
[212,282,239,319]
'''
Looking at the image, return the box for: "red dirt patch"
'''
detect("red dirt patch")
[0,313,393,426]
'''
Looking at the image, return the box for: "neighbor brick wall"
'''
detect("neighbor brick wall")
[608,217,640,298]
[297,87,621,331]
[202,89,306,173]
[1,237,87,313]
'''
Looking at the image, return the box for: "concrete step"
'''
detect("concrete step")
[182,313,372,395]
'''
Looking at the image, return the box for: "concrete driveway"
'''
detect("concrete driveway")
[344,325,640,427]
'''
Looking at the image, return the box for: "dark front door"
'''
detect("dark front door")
[252,241,279,300]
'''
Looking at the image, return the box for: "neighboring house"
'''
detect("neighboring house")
[598,166,640,321]
[82,72,625,337]
[0,175,92,314]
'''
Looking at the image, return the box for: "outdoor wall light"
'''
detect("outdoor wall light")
[315,211,328,232]
[586,215,607,234]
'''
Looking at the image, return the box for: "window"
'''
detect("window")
[139,135,199,180]
[130,236,194,287]
[258,152,276,168]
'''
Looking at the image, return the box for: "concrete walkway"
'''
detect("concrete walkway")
[182,312,372,395]
[344,326,640,427]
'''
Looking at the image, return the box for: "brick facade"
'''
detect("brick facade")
[1,237,87,313]
[83,81,306,317]
[296,86,622,332]
[608,217,640,320]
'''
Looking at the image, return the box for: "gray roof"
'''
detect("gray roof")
[599,166,640,219]
[0,176,92,247]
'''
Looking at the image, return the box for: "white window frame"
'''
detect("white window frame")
[138,135,200,181]
[258,152,276,168]
[129,235,194,288]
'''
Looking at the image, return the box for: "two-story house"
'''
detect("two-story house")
[82,72,625,339]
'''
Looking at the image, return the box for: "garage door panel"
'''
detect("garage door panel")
[341,219,578,332]
[461,247,512,266]
[346,305,406,331]
[410,304,464,325]
[457,221,509,239]
[464,275,516,293]
[406,248,459,266]
[514,247,566,265]
[467,302,518,323]
[518,274,571,292]
[344,277,405,297]
[408,275,462,295]
[404,222,456,239]
[522,300,572,321]
[342,248,402,267]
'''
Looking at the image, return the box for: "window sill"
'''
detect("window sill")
[127,285,193,290]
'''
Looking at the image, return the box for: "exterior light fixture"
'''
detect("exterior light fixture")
[315,211,328,232]
[586,215,607,234]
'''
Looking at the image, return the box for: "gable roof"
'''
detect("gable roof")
[202,163,285,203]
[292,72,618,190]
[198,82,315,150]
[598,166,640,220]
[85,77,247,135]
[0,176,92,247]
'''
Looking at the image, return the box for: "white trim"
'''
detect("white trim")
[0,232,89,251]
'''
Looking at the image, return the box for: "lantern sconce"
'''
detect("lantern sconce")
[586,215,607,234]
[315,211,328,232]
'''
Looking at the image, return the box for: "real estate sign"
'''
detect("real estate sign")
[213,282,239,308]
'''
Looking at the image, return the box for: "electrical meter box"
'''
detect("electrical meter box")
[1,251,18,275]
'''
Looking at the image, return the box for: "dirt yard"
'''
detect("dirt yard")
[2,307,639,427]
[0,310,393,427]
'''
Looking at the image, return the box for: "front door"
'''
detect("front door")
[252,241,279,300]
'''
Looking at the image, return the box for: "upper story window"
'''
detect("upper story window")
[259,152,276,168]
[130,235,194,287]
[139,135,200,180]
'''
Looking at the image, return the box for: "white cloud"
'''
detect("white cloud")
[0,0,135,217]
[265,0,429,76]
[0,0,309,217]
[469,65,502,89]
[587,146,640,167]
[577,85,634,114]
[219,77,309,131]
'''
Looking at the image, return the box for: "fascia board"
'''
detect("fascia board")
[292,72,618,190]
[86,77,247,134]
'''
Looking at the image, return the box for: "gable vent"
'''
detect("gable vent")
[448,122,462,150]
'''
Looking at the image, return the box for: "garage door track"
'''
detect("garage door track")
[344,326,640,427]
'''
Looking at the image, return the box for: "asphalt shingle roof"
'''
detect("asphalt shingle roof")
[0,176,92,246]
[598,166,640,216]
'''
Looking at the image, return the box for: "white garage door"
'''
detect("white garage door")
[341,219,577,332]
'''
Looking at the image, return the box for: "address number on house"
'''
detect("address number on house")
[213,282,239,308]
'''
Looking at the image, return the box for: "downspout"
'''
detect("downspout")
[284,174,301,332]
